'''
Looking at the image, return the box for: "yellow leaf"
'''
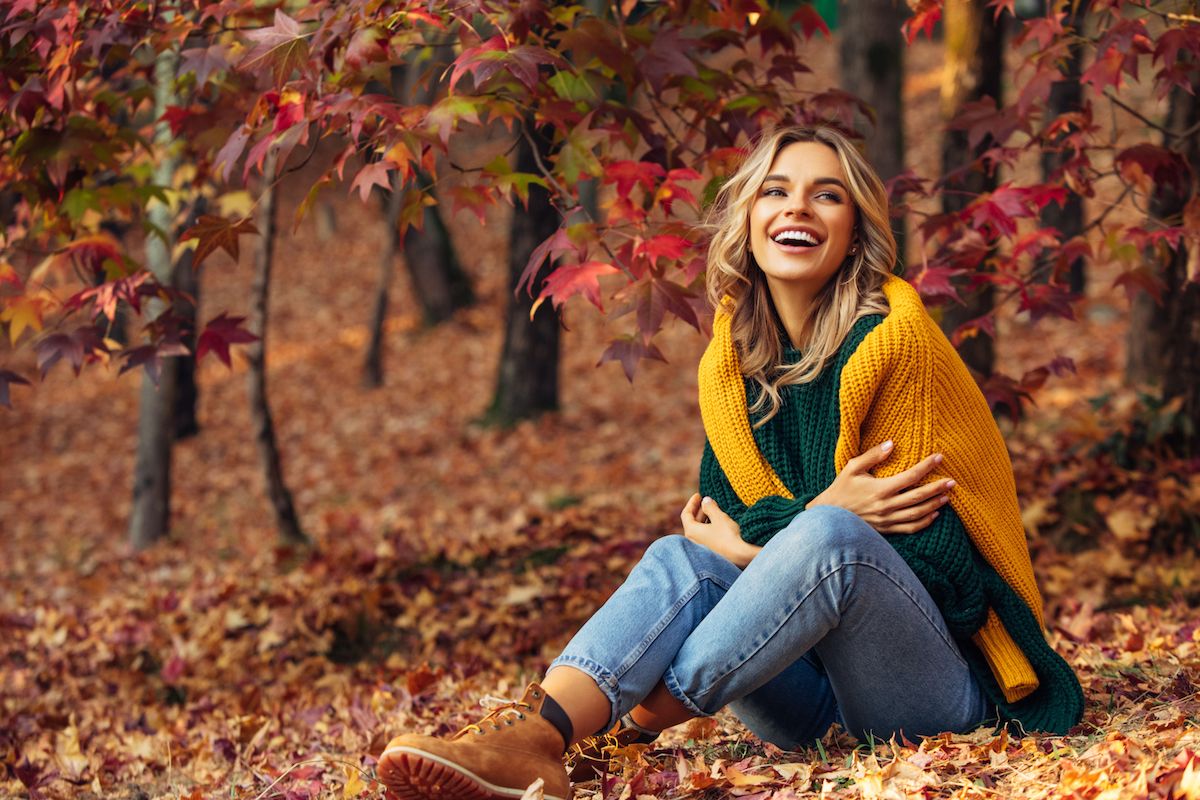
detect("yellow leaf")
[217,190,256,218]
[1,294,48,344]
[1181,755,1200,800]
[1106,507,1149,542]
[773,762,813,783]
[55,721,89,781]
[725,765,772,786]
[342,766,366,798]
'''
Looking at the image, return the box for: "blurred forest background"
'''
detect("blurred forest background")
[2,0,1199,798]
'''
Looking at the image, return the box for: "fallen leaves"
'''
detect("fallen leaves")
[3,113,1199,800]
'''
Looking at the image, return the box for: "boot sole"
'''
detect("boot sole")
[378,745,570,800]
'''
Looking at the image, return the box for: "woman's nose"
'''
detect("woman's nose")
[785,193,813,217]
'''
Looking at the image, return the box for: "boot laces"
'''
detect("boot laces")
[569,727,634,765]
[459,693,533,736]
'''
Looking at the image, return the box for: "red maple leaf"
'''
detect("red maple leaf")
[596,336,666,382]
[350,161,392,203]
[196,312,258,367]
[530,261,619,318]
[605,160,665,200]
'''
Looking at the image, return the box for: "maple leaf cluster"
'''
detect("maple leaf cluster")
[0,0,1198,410]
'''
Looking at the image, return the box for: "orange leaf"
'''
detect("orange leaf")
[180,215,259,268]
[725,765,772,787]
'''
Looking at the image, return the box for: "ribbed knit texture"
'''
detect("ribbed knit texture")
[696,275,1084,735]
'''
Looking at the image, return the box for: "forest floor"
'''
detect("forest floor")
[3,29,1200,800]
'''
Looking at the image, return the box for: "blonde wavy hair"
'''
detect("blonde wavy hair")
[703,126,897,427]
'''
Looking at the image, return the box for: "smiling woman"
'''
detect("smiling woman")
[373,127,1083,800]
[748,144,859,345]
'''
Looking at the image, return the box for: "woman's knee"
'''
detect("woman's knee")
[762,505,886,564]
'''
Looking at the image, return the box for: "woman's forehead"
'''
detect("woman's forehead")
[767,141,843,177]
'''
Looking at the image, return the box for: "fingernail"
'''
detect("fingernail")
[932,511,939,518]
[945,479,956,489]
[703,496,712,504]
[933,454,944,464]
[882,440,893,452]
[940,495,949,504]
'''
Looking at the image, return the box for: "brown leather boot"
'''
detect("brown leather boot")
[377,682,572,800]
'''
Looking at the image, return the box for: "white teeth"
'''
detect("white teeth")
[772,230,820,246]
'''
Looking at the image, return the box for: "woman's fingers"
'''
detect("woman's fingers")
[701,496,728,521]
[891,477,955,510]
[879,510,940,534]
[848,439,895,473]
[880,452,944,493]
[887,492,948,523]
[680,492,700,522]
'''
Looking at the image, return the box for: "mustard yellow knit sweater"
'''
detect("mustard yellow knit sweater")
[698,274,1082,728]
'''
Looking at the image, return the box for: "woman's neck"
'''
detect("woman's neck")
[766,282,816,351]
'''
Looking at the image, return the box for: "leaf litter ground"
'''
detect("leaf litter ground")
[4,47,1200,800]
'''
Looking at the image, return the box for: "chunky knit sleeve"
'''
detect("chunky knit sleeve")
[737,495,820,547]
[699,440,818,547]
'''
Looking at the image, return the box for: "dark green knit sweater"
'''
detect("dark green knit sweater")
[698,314,1084,734]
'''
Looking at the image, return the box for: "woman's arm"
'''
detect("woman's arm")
[808,440,954,534]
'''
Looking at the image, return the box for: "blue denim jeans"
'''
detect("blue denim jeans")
[547,505,991,748]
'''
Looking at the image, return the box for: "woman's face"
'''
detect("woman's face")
[747,141,858,305]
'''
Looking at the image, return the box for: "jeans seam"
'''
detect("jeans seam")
[610,570,733,682]
[691,559,967,708]
[552,567,736,731]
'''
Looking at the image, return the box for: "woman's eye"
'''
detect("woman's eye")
[763,187,785,197]
[817,191,842,201]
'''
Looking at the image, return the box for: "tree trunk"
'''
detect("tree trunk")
[401,172,473,325]
[363,172,402,388]
[247,151,309,546]
[314,200,336,241]
[362,52,472,387]
[938,0,1004,378]
[1038,0,1086,294]
[172,195,207,440]
[837,0,906,258]
[1127,68,1200,453]
[486,124,561,426]
[399,48,472,326]
[129,44,180,551]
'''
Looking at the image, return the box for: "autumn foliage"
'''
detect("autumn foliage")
[3,0,1200,798]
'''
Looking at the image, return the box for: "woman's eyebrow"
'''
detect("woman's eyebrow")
[762,175,848,192]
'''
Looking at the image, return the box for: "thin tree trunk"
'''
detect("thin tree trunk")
[247,151,308,546]
[315,201,336,241]
[486,123,561,426]
[1127,68,1200,453]
[362,52,473,386]
[938,0,1004,378]
[397,49,471,325]
[363,174,402,388]
[400,171,473,326]
[838,0,906,258]
[1038,0,1086,294]
[129,44,180,551]
[173,195,207,440]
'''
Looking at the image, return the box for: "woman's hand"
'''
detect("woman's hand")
[680,493,760,568]
[808,440,955,534]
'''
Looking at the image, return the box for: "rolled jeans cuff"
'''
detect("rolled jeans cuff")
[662,664,710,719]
